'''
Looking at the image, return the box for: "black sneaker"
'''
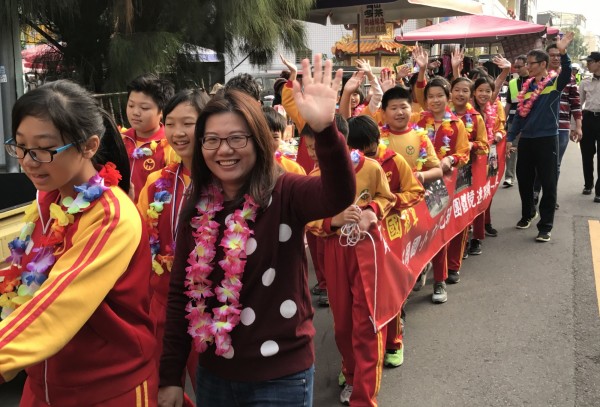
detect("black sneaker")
[516,212,538,229]
[503,179,513,187]
[583,188,593,195]
[462,240,470,259]
[446,270,460,284]
[555,202,560,210]
[311,283,325,296]
[469,239,482,255]
[484,224,498,237]
[431,282,447,304]
[317,292,330,307]
[412,263,430,292]
[535,232,551,242]
[595,196,600,203]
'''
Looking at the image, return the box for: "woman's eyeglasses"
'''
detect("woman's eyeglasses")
[201,134,252,150]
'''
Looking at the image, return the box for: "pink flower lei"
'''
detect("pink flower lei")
[185,185,259,356]
[483,100,498,144]
[517,71,558,117]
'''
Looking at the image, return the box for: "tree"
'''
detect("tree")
[3,0,313,91]
[565,26,586,60]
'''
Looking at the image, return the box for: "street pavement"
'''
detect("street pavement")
[1,143,600,406]
[312,143,600,407]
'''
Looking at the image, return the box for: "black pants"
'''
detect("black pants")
[516,136,558,233]
[581,111,600,195]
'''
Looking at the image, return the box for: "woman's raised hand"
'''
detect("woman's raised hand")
[292,54,343,133]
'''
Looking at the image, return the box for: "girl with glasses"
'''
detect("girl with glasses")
[0,80,157,406]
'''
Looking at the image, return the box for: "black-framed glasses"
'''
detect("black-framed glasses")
[4,138,75,163]
[201,134,252,150]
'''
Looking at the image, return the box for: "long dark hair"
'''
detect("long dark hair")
[11,79,130,192]
[180,90,281,225]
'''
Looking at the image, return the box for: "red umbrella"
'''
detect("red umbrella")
[21,44,63,71]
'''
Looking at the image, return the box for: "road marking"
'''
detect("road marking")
[588,220,600,316]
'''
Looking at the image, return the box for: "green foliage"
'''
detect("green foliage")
[564,26,586,59]
[9,0,313,91]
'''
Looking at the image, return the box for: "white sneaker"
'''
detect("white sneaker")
[340,384,353,405]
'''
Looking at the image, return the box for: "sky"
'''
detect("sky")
[537,0,600,36]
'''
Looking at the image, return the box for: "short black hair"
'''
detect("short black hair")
[262,106,286,133]
[163,88,210,119]
[225,73,261,101]
[527,49,549,67]
[334,113,349,139]
[127,73,175,112]
[382,86,412,110]
[301,114,348,140]
[347,115,379,150]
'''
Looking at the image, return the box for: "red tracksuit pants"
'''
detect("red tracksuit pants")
[473,200,492,240]
[432,227,470,282]
[20,374,158,407]
[306,232,326,290]
[324,238,385,407]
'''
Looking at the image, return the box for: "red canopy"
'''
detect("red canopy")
[396,15,559,45]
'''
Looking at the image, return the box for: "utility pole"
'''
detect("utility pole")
[0,0,25,173]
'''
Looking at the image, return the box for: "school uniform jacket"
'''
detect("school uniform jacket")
[377,149,425,210]
[122,125,177,201]
[380,126,441,171]
[457,110,489,155]
[306,155,396,237]
[415,111,470,167]
[0,187,155,406]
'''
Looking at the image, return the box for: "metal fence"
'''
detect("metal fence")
[93,91,129,127]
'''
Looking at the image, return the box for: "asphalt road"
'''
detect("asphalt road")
[312,143,600,407]
[1,143,599,406]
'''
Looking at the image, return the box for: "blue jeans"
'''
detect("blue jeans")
[195,365,314,407]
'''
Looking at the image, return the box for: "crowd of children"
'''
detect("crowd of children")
[0,33,574,406]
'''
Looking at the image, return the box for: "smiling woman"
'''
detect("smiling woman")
[158,55,357,407]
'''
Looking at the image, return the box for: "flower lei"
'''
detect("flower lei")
[483,100,498,144]
[517,71,558,117]
[420,108,454,158]
[185,185,259,356]
[0,164,121,319]
[146,163,180,276]
[132,140,158,160]
[450,102,476,139]
[380,124,430,171]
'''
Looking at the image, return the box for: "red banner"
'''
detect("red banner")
[356,140,507,331]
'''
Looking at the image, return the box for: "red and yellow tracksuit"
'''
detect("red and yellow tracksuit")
[0,187,156,407]
[448,110,490,272]
[414,111,470,283]
[308,155,396,407]
[137,164,196,407]
[473,102,506,241]
[278,155,307,175]
[305,166,326,291]
[377,150,425,352]
[122,125,178,202]
[379,126,441,171]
